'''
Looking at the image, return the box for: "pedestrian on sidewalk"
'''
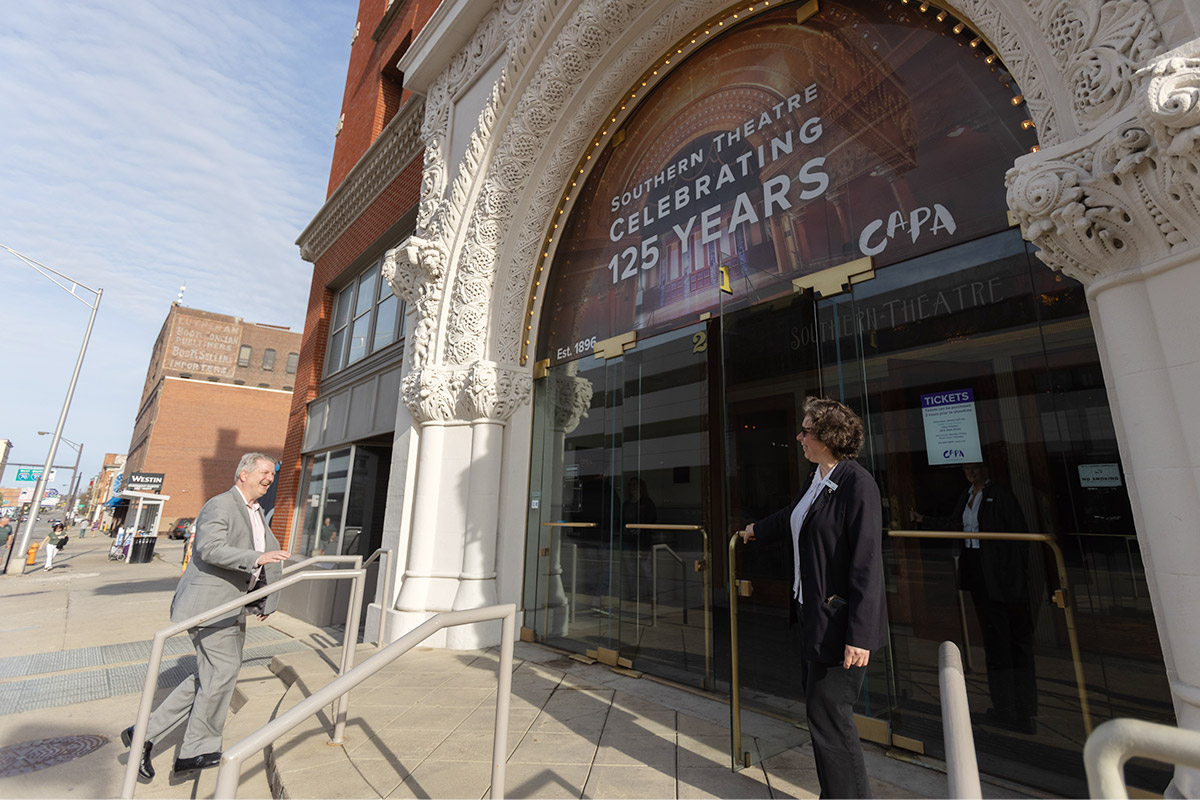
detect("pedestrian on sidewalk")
[0,515,13,570]
[41,522,66,570]
[121,452,290,781]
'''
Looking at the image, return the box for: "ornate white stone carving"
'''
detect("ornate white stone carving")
[400,361,531,424]
[1006,53,1200,283]
[934,1,1063,143]
[462,361,534,421]
[548,360,593,434]
[401,364,462,423]
[1036,0,1164,130]
[383,235,449,371]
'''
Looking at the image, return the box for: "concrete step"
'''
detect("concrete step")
[260,644,382,799]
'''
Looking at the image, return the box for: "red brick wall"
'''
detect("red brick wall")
[328,0,439,195]
[275,157,424,548]
[138,379,292,531]
[280,0,436,549]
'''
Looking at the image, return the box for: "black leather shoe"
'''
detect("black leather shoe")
[121,726,155,781]
[173,752,222,774]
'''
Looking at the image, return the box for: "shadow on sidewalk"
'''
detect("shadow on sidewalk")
[91,576,181,595]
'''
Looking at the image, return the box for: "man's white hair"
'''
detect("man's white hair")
[235,452,275,482]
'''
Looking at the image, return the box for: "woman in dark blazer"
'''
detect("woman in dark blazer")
[742,397,887,799]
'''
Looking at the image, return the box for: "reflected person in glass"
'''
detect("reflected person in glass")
[741,397,887,799]
[912,461,1039,734]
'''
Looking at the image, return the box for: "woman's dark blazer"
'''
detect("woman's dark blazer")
[930,481,1031,603]
[753,458,888,664]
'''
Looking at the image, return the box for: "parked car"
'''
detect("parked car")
[168,517,195,540]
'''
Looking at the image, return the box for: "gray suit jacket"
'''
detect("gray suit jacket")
[171,487,283,626]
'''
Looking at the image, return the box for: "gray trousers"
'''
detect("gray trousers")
[146,619,246,758]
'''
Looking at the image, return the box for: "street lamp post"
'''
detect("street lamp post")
[39,433,83,523]
[1,244,102,576]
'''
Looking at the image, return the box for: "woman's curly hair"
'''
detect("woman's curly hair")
[804,397,864,460]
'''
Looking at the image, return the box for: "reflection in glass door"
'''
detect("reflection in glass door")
[294,447,352,559]
[525,324,712,688]
[717,229,1172,794]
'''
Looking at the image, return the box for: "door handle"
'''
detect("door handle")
[735,579,753,597]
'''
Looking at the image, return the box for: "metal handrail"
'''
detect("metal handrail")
[888,529,1092,734]
[540,523,596,636]
[363,548,394,645]
[214,604,517,799]
[939,641,982,799]
[627,524,710,688]
[650,542,685,625]
[1084,718,1200,799]
[283,549,394,645]
[119,567,366,799]
[281,553,362,574]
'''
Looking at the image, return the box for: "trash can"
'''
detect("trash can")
[129,535,157,564]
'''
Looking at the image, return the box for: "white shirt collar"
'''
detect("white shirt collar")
[234,485,260,511]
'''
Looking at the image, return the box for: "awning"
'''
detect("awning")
[103,497,128,508]
[119,490,171,502]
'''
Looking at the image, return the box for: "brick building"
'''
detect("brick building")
[120,305,300,532]
[90,452,126,530]
[274,0,437,561]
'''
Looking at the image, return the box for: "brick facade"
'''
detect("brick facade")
[132,379,293,526]
[123,306,300,531]
[275,0,435,549]
[328,0,438,195]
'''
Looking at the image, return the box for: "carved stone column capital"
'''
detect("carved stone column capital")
[1006,52,1200,285]
[402,365,463,424]
[461,361,533,422]
[547,360,594,434]
[402,361,532,424]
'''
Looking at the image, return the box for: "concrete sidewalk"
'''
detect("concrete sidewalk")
[0,532,1040,798]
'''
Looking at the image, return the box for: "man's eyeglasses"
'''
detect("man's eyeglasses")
[799,427,815,438]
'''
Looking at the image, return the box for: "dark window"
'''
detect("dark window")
[324,256,405,377]
[262,349,276,371]
[237,345,251,367]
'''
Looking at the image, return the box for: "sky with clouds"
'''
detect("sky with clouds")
[0,0,355,503]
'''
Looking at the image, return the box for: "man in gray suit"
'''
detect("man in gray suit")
[122,453,290,780]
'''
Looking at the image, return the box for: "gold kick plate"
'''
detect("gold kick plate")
[593,647,634,669]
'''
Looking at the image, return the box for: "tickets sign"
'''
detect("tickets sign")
[921,389,982,466]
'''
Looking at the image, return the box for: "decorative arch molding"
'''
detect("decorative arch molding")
[389,0,1173,420]
[1007,51,1200,284]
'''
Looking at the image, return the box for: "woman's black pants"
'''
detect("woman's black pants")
[803,658,871,799]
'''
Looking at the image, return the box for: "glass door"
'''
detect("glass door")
[525,323,713,688]
[720,263,893,769]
